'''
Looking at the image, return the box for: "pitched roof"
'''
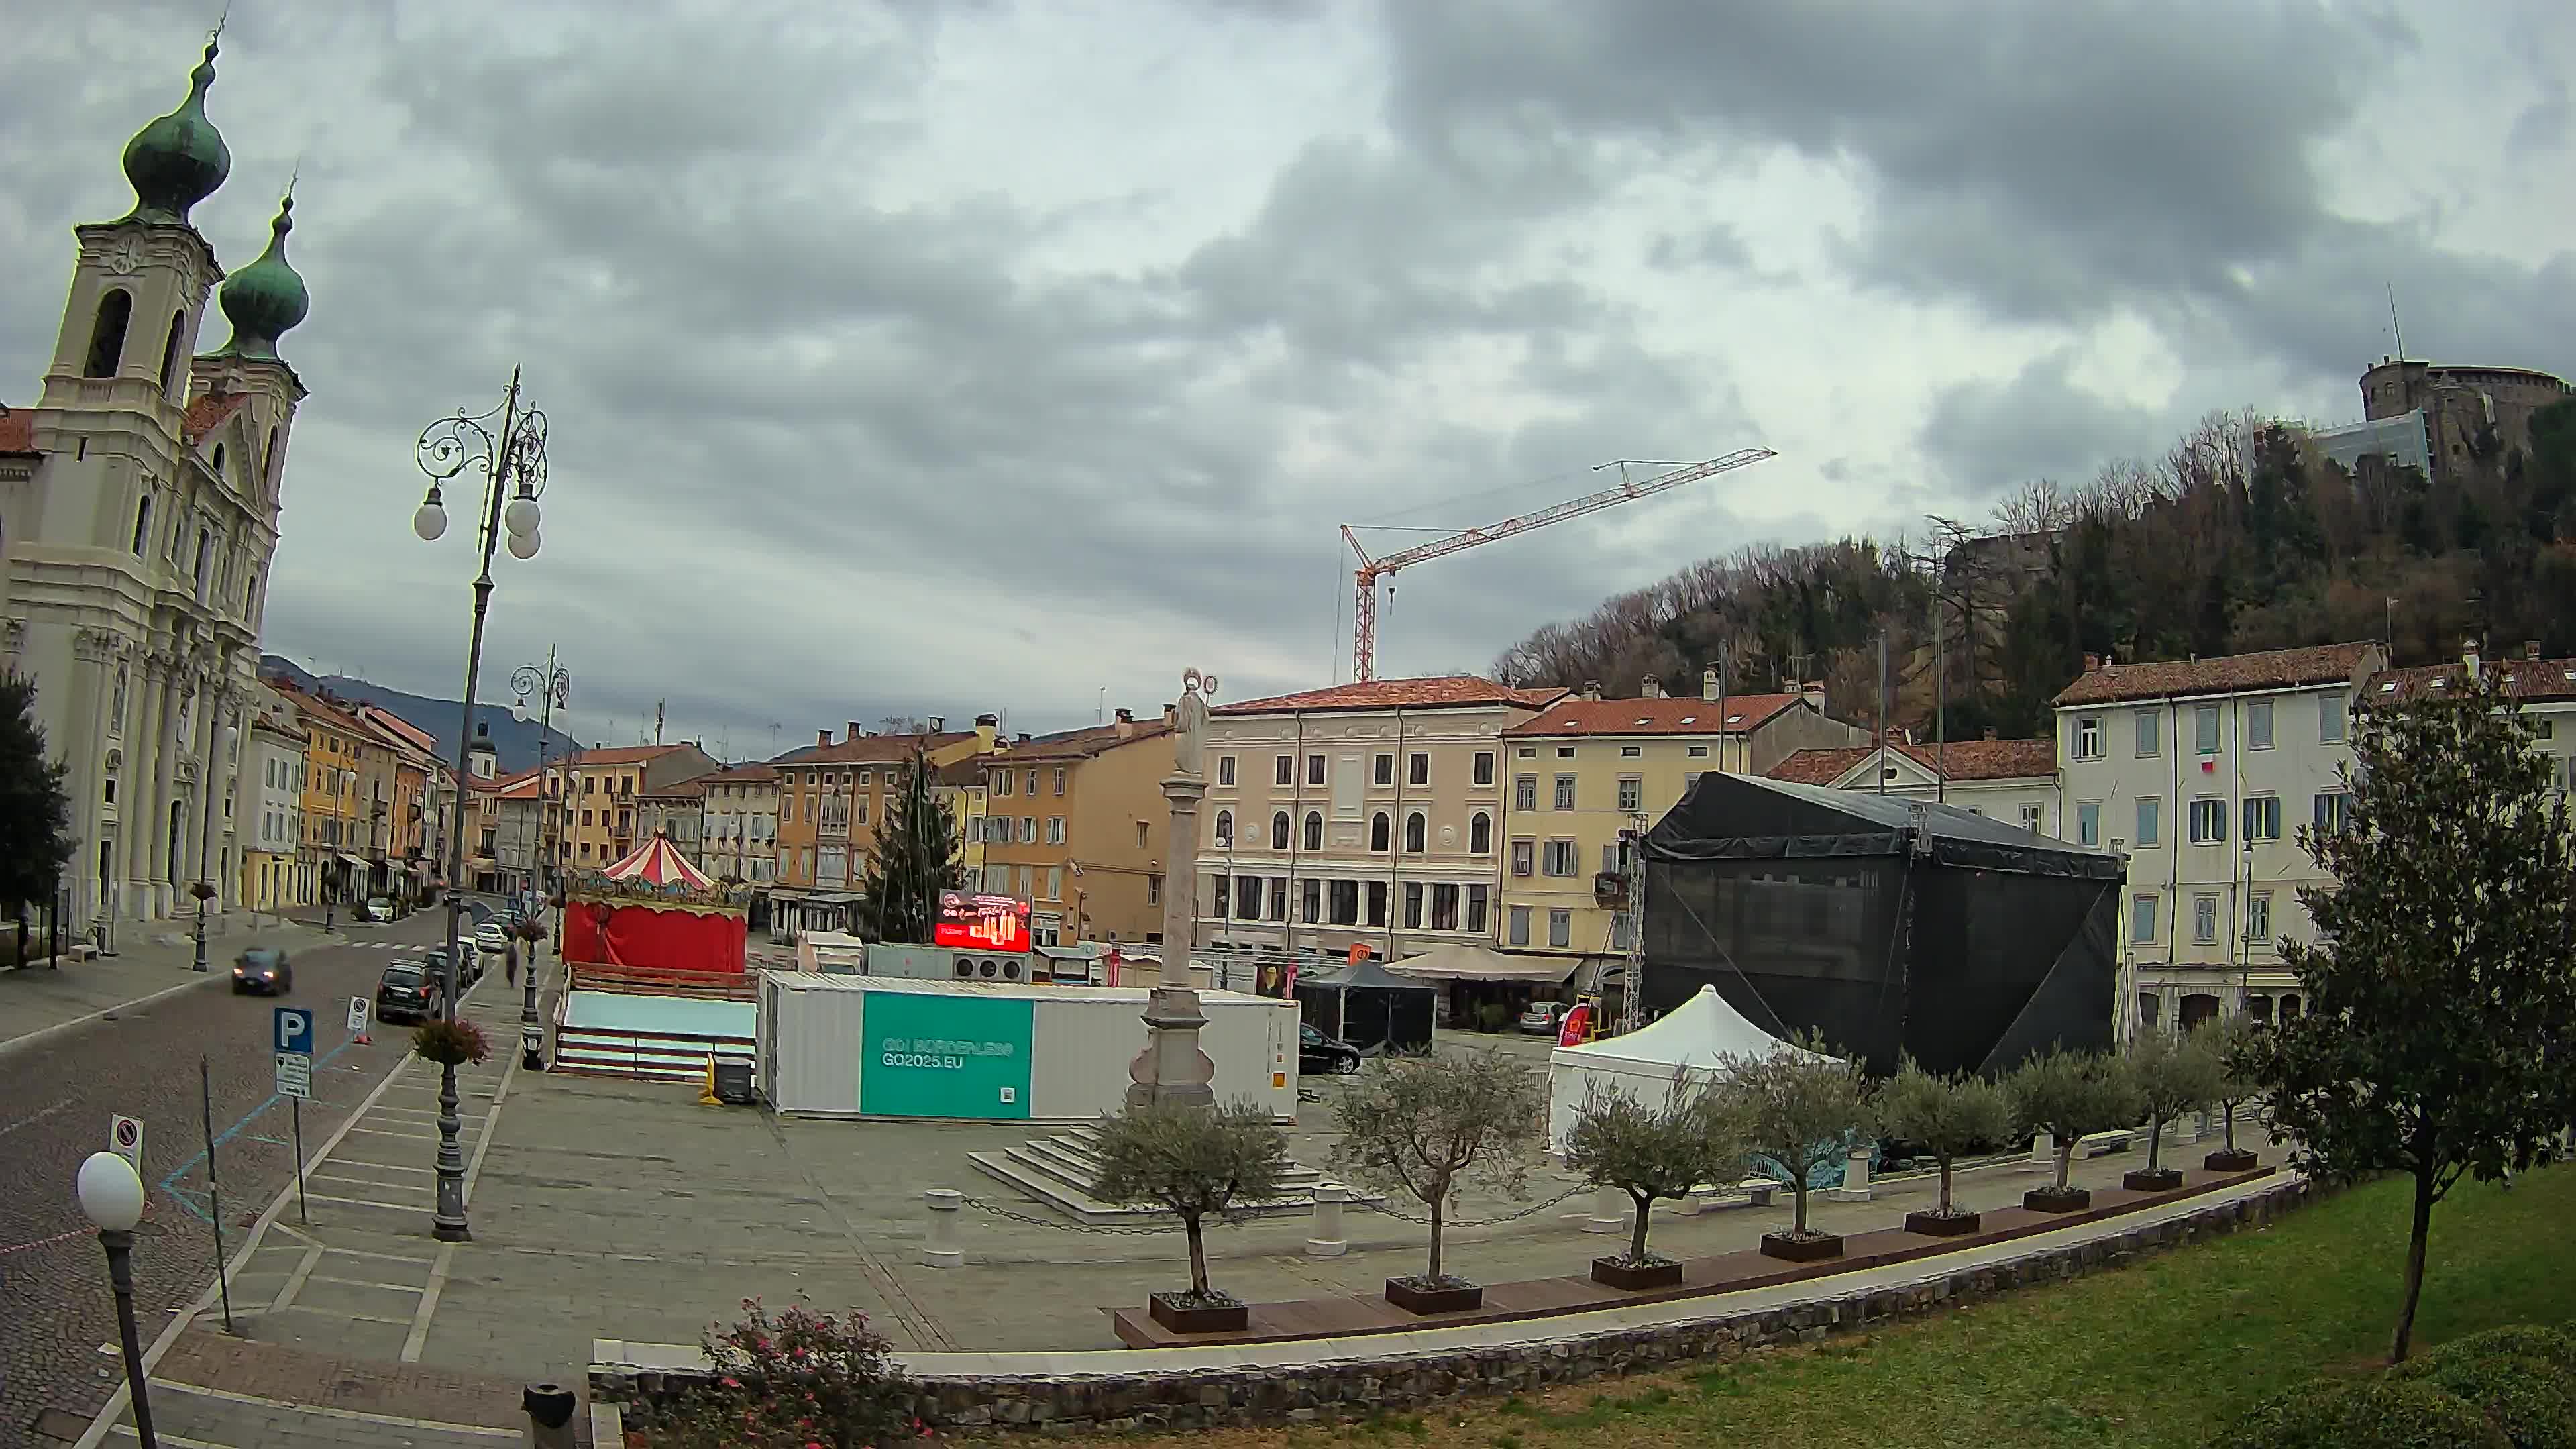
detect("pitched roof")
[0,405,34,455]
[698,763,779,784]
[1504,694,1806,738]
[571,743,687,767]
[771,731,976,767]
[356,704,440,758]
[2052,643,2381,708]
[2369,655,2576,705]
[182,392,250,444]
[933,759,989,788]
[1000,719,1171,762]
[1766,738,2058,786]
[1216,676,1565,716]
[639,776,709,799]
[494,772,543,800]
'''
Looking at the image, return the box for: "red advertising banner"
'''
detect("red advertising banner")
[932,892,1031,953]
[1557,1003,1593,1047]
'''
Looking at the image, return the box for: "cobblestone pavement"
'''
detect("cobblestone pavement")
[0,910,459,1443]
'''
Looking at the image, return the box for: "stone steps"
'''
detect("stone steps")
[966,1130,1368,1226]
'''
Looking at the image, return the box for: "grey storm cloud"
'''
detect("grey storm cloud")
[3,1,2567,753]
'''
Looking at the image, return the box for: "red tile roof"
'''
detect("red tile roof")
[2052,643,2382,708]
[1505,694,1805,738]
[998,719,1172,763]
[1216,676,1566,716]
[0,405,34,455]
[700,763,780,784]
[2369,655,2576,705]
[182,392,250,444]
[1766,738,2058,786]
[771,731,977,767]
[572,744,689,767]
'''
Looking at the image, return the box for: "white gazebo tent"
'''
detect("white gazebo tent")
[1545,985,1841,1151]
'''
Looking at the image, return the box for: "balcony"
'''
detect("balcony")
[1592,871,1631,908]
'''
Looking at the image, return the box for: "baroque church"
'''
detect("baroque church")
[0,33,310,934]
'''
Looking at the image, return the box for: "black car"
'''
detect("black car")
[1299,1022,1364,1076]
[231,947,292,996]
[376,961,442,1024]
[422,942,481,989]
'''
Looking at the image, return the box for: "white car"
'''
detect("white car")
[473,922,511,956]
[361,897,394,924]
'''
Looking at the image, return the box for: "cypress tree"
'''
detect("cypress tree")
[0,671,76,964]
[856,747,964,943]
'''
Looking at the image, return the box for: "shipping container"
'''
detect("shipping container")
[756,971,1299,1121]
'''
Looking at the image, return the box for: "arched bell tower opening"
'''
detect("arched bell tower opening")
[84,289,133,378]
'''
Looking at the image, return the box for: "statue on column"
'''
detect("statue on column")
[1171,668,1218,777]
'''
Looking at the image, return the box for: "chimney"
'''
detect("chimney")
[848,720,864,741]
[974,712,999,751]
[1642,677,1664,698]
[1701,667,1720,702]
[817,728,832,748]
[1581,680,1603,701]
[2463,637,2481,679]
[1983,727,1998,741]
[1016,732,1032,745]
[1801,682,1825,712]
[2526,641,2542,661]
[2083,653,2102,673]
[928,716,945,734]
[1114,707,1134,739]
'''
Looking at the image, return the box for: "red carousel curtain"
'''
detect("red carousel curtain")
[565,902,746,975]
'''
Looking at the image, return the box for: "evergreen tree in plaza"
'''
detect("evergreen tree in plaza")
[856,749,963,943]
[2259,668,2576,1364]
[0,671,77,963]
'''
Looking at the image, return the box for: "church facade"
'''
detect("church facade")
[0,34,312,935]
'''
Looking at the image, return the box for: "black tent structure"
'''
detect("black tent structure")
[1641,772,2124,1077]
[1295,959,1438,1054]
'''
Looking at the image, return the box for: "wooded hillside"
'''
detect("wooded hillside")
[1491,399,2576,741]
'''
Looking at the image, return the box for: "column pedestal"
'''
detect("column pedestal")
[1128,772,1216,1110]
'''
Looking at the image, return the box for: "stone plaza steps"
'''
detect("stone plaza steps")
[966,1126,1373,1226]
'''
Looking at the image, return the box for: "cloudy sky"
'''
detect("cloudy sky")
[5,1,2571,754]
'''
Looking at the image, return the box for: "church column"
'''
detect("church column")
[126,657,170,913]
[151,663,191,918]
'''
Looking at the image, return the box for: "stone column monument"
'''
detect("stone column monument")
[1127,667,1219,1111]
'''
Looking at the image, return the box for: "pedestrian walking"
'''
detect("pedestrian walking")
[506,950,519,989]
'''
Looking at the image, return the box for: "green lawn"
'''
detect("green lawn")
[1126,1165,2575,1449]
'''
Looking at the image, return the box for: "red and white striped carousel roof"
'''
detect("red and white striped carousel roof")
[598,833,715,890]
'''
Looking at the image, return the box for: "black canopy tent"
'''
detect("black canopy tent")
[1641,773,2123,1077]
[1295,959,1438,1054]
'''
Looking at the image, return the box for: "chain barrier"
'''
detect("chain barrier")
[1350,1185,1588,1228]
[0,1225,93,1258]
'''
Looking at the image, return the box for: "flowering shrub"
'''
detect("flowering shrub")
[642,1299,914,1448]
[411,1018,490,1067]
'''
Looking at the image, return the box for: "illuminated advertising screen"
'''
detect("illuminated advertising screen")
[932,891,1031,953]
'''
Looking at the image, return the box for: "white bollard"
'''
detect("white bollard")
[921,1188,963,1268]
[1305,1183,1349,1257]
[2031,1130,2057,1167]
[2173,1112,2200,1146]
[1585,1184,1627,1234]
[1828,1144,1873,1202]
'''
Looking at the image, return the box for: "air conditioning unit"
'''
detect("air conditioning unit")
[1000,959,1022,981]
[952,958,975,979]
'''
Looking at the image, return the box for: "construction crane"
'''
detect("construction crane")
[1340,448,1777,682]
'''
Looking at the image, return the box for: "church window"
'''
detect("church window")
[85,290,133,378]
[158,311,186,394]
[130,496,152,555]
[194,527,213,584]
[262,429,278,495]
[211,443,226,480]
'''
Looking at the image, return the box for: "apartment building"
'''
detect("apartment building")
[1193,676,1564,965]
[770,720,996,937]
[1498,676,1867,967]
[2054,641,2385,1037]
[478,769,543,897]
[1765,735,2061,834]
[274,685,374,906]
[934,758,990,889]
[975,710,1175,946]
[552,742,719,873]
[241,709,308,912]
[636,776,708,857]
[696,763,780,888]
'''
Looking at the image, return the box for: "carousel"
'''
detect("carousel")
[561,830,751,977]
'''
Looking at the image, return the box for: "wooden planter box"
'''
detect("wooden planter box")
[2024,1185,2092,1213]
[1590,1255,1685,1290]
[1759,1232,1844,1263]
[1904,1209,1981,1236]
[2123,1167,2185,1193]
[1146,1292,1248,1335]
[2204,1148,2260,1172]
[1384,1277,1483,1314]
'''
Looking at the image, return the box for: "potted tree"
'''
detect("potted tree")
[1091,1099,1289,1334]
[1562,1071,1753,1289]
[1331,1049,1544,1313]
[1719,1034,1872,1262]
[2006,1047,2141,1212]
[2124,1027,2224,1191]
[2197,1014,2266,1172]
[1876,1058,2012,1236]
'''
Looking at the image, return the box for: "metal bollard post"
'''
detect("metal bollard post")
[922,1188,963,1268]
[523,1382,576,1448]
[1584,1184,1627,1234]
[1305,1183,1348,1257]
[1829,1144,1873,1201]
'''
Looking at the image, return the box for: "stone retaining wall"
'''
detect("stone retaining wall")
[594,1177,2316,1436]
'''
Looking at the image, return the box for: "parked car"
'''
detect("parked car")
[376,961,441,1023]
[1519,1000,1570,1036]
[230,947,292,996]
[361,897,395,924]
[425,942,481,987]
[1299,1022,1364,1076]
[472,921,511,957]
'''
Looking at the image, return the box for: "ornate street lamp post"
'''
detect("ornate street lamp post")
[412,368,549,1243]
[508,655,567,1073]
[78,1151,158,1448]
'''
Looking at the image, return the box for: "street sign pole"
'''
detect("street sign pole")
[292,1098,307,1224]
[272,1008,317,1226]
[199,1057,235,1335]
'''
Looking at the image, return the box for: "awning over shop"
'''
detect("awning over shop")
[1385,943,1580,984]
[336,853,369,871]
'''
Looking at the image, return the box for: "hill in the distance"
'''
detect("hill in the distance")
[258,655,583,776]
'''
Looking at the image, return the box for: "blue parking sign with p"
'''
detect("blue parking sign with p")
[274,1006,313,1056]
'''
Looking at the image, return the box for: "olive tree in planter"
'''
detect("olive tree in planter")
[1330,1049,1544,1313]
[2196,1014,2266,1172]
[2005,1046,2141,1212]
[1875,1058,2012,1236]
[2123,1027,2225,1191]
[1718,1034,1872,1263]
[1091,1098,1291,1334]
[1562,1071,1753,1289]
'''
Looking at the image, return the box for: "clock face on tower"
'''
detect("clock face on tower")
[107,235,143,276]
